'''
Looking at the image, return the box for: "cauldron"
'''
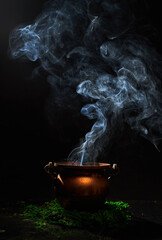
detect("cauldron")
[44,161,119,209]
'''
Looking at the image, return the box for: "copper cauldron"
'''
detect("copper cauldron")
[44,161,119,209]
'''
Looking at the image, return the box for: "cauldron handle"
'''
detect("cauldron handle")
[111,164,119,175]
[104,164,119,179]
[44,162,59,181]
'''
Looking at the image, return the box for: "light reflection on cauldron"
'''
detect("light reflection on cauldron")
[78,177,93,185]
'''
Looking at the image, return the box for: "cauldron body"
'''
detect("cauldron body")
[44,162,118,209]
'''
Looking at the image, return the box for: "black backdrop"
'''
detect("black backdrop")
[0,0,162,202]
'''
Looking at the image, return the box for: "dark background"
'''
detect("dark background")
[0,0,162,203]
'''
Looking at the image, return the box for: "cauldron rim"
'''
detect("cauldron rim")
[54,161,111,169]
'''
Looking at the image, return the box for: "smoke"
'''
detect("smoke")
[9,0,162,164]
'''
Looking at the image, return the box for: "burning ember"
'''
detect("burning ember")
[9,0,162,165]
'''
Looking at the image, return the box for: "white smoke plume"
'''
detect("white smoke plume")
[9,0,162,164]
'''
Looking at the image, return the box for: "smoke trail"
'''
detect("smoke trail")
[9,0,162,164]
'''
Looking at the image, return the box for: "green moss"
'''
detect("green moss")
[21,199,131,234]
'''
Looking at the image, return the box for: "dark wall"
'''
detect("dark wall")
[0,0,162,202]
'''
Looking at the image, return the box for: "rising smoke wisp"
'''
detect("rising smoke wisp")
[9,0,162,164]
